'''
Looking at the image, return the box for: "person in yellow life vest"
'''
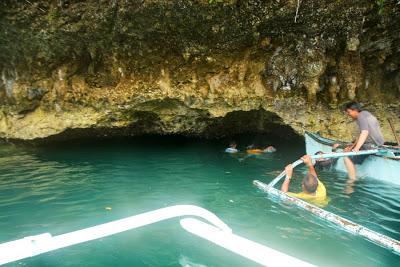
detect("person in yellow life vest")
[246,145,276,155]
[280,155,328,206]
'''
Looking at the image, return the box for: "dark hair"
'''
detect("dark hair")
[343,101,362,112]
[302,173,318,193]
[230,141,237,146]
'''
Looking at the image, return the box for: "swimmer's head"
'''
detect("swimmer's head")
[246,144,255,149]
[314,151,324,162]
[264,146,276,153]
[302,173,318,194]
[229,142,237,148]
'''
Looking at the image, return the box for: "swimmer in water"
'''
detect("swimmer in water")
[246,145,276,154]
[263,146,276,153]
[281,155,328,206]
[314,143,340,170]
[246,144,263,154]
[225,142,239,153]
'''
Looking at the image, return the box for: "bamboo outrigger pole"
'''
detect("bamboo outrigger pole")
[254,150,400,255]
[268,149,382,188]
[253,180,400,255]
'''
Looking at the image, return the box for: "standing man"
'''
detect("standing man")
[342,102,385,180]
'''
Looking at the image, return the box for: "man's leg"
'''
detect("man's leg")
[344,157,357,194]
[344,157,356,180]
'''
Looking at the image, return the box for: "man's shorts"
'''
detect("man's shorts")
[349,144,373,165]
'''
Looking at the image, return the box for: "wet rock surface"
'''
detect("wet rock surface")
[0,0,399,141]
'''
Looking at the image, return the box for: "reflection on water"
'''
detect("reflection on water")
[0,137,399,267]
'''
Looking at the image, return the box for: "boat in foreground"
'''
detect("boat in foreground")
[305,132,400,185]
[0,205,314,267]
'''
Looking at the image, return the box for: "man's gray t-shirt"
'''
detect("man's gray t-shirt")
[356,111,384,146]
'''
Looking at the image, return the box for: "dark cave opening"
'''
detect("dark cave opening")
[4,109,302,146]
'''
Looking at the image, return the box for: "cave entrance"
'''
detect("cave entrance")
[202,109,301,141]
[11,109,301,145]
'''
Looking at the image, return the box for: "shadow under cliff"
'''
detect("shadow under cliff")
[4,109,303,146]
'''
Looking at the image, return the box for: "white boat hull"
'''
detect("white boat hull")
[305,132,400,185]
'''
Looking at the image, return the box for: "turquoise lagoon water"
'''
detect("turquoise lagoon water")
[0,136,399,267]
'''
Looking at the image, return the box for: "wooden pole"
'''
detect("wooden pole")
[388,118,400,146]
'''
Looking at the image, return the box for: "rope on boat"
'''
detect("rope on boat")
[254,149,400,255]
[0,205,315,267]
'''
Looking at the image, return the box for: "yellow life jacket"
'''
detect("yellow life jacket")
[287,179,328,207]
[246,149,263,154]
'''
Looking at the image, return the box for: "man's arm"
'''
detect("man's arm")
[344,138,358,152]
[281,164,293,193]
[308,164,318,178]
[353,130,369,151]
[351,113,370,151]
[302,155,317,178]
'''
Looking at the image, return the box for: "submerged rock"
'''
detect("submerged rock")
[0,0,399,142]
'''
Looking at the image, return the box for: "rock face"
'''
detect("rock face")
[0,0,399,141]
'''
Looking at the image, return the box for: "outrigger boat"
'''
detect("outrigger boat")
[305,132,400,185]
[253,147,400,256]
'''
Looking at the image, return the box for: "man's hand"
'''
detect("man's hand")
[285,164,293,178]
[344,145,353,152]
[332,143,340,150]
[301,155,312,167]
[352,147,360,152]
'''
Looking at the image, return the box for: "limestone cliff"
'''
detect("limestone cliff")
[0,0,399,142]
